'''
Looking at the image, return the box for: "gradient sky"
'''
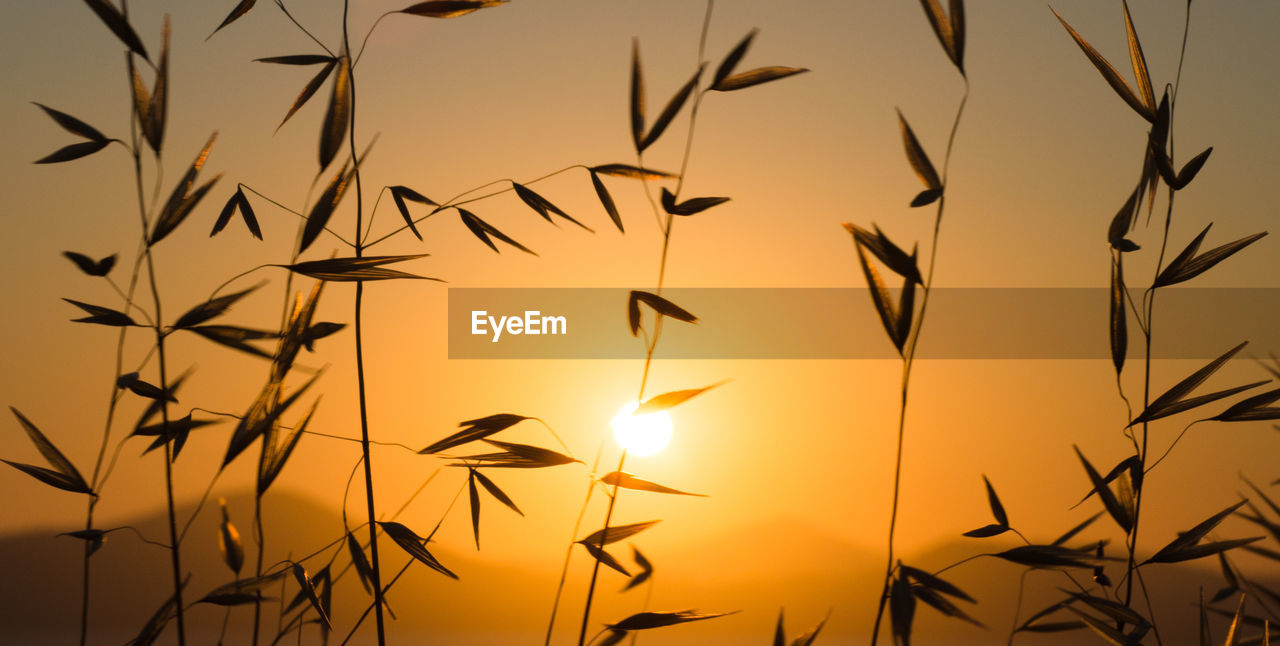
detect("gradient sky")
[1,0,1279,643]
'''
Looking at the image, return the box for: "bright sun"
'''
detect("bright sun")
[611,401,673,457]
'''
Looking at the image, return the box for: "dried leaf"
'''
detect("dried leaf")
[347,532,374,594]
[852,238,902,352]
[258,400,313,494]
[1131,342,1251,424]
[1111,256,1127,374]
[1121,0,1155,112]
[629,39,644,151]
[590,171,624,233]
[63,298,136,326]
[1051,512,1104,547]
[578,520,661,547]
[32,103,107,142]
[1051,8,1154,122]
[35,140,110,164]
[62,252,116,277]
[151,133,219,245]
[622,546,653,592]
[291,564,332,630]
[217,498,244,574]
[378,521,458,579]
[995,544,1112,569]
[911,189,942,208]
[300,163,353,253]
[628,290,697,336]
[318,56,350,171]
[607,610,734,631]
[256,54,335,66]
[458,208,537,255]
[389,186,436,241]
[848,224,924,285]
[147,17,169,152]
[949,0,966,71]
[5,408,90,495]
[280,255,439,282]
[1143,500,1249,563]
[419,413,530,454]
[187,325,278,359]
[590,164,675,180]
[660,188,729,216]
[1174,147,1213,189]
[1075,446,1132,532]
[173,285,258,329]
[919,0,955,65]
[513,182,590,231]
[890,572,917,645]
[981,474,1009,526]
[963,524,1010,538]
[400,0,508,18]
[223,374,318,467]
[601,471,706,497]
[1065,605,1127,645]
[58,529,106,556]
[473,470,523,515]
[452,440,580,469]
[901,564,974,603]
[639,64,704,152]
[82,0,149,61]
[279,60,338,131]
[635,382,722,415]
[210,0,256,37]
[713,30,757,89]
[468,468,481,549]
[1212,387,1280,422]
[897,109,942,191]
[583,542,630,576]
[711,66,808,92]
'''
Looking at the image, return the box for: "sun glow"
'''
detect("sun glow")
[611,401,673,457]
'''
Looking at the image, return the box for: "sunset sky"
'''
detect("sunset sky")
[1,0,1279,643]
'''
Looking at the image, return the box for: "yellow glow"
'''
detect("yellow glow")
[611,401,673,457]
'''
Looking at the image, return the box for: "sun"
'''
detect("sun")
[611,401,674,457]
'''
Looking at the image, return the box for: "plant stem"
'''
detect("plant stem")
[577,450,629,646]
[341,2,387,643]
[545,443,605,646]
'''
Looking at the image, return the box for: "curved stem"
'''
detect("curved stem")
[577,450,629,646]
[544,442,605,646]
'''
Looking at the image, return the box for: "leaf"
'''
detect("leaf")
[629,39,644,152]
[578,520,661,547]
[995,544,1111,569]
[949,0,966,71]
[911,189,942,208]
[63,298,136,326]
[1225,594,1246,646]
[472,470,523,515]
[852,237,902,352]
[211,189,262,239]
[1174,147,1213,188]
[346,532,374,594]
[210,0,256,37]
[513,182,590,230]
[622,546,653,592]
[1075,446,1132,532]
[187,325,278,359]
[35,140,110,164]
[7,407,92,494]
[713,30,757,89]
[851,224,925,285]
[919,0,955,68]
[1154,229,1267,288]
[1143,500,1250,563]
[82,0,150,61]
[590,164,676,180]
[147,17,169,153]
[583,542,630,576]
[32,103,107,142]
[897,109,942,191]
[223,374,318,467]
[1064,605,1128,645]
[911,584,984,628]
[173,285,258,329]
[389,186,436,241]
[711,66,809,92]
[291,564,332,630]
[217,498,244,574]
[458,208,537,255]
[1122,0,1155,114]
[117,372,177,403]
[130,575,189,646]
[1066,591,1148,628]
[628,290,697,336]
[301,321,345,351]
[590,171,624,233]
[774,609,786,646]
[963,524,1010,538]
[601,471,706,497]
[1108,181,1142,247]
[420,413,530,454]
[660,188,729,216]
[607,610,734,631]
[2,460,93,494]
[453,440,580,469]
[151,133,219,245]
[890,572,917,646]
[599,630,628,646]
[978,475,1009,526]
[400,0,509,18]
[1110,256,1128,375]
[318,56,351,170]
[635,382,722,415]
[278,60,338,131]
[639,64,704,152]
[280,255,439,282]
[256,54,335,66]
[1131,342,1251,424]
[468,468,481,549]
[63,252,116,277]
[901,564,974,603]
[1050,8,1154,122]
[300,163,354,253]
[128,54,151,141]
[258,400,313,494]
[377,521,458,579]
[59,529,106,556]
[1051,512,1104,547]
[1212,387,1280,422]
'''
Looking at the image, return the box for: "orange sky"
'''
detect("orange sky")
[1,0,1279,643]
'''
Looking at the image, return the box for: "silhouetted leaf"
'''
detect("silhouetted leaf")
[82,0,149,61]
[1212,387,1280,422]
[280,255,438,282]
[995,544,1111,569]
[897,109,942,191]
[635,382,722,415]
[389,185,436,241]
[173,285,258,329]
[622,546,653,592]
[377,521,458,579]
[318,56,350,171]
[639,64,704,152]
[62,252,115,277]
[1067,591,1148,628]
[949,0,966,71]
[458,208,536,255]
[187,325,277,359]
[911,189,942,208]
[136,415,217,459]
[130,575,188,646]
[117,372,177,403]
[590,164,675,180]
[1122,0,1155,113]
[578,520,661,547]
[1169,147,1213,189]
[628,290,697,336]
[607,610,733,631]
[1108,181,1141,248]
[963,524,1010,538]
[301,321,344,351]
[590,170,623,233]
[1143,501,1250,563]
[420,413,530,454]
[851,234,902,352]
[256,54,335,66]
[513,182,590,230]
[210,0,256,37]
[849,224,924,285]
[583,542,630,576]
[711,66,808,92]
[599,630,628,646]
[452,440,580,469]
[1051,7,1154,122]
[912,584,984,627]
[278,60,337,131]
[346,532,374,594]
[602,471,706,497]
[629,39,644,151]
[223,374,318,467]
[1111,256,1127,374]
[258,400,312,494]
[400,0,508,18]
[217,498,244,574]
[291,564,332,630]
[467,468,481,549]
[212,189,262,239]
[1064,605,1128,645]
[63,298,136,326]
[919,0,955,67]
[890,572,916,645]
[151,133,219,245]
[147,17,169,152]
[1155,229,1267,288]
[1051,512,1104,547]
[1075,446,1131,532]
[901,564,974,603]
[473,469,522,515]
[978,474,1008,526]
[1131,342,1252,424]
[59,529,106,556]
[713,30,756,89]
[300,163,353,253]
[660,188,729,216]
[33,103,107,142]
[35,140,110,164]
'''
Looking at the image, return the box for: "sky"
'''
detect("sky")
[1,0,1279,644]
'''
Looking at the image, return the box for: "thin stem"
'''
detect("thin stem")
[274,0,335,57]
[577,450,629,646]
[544,442,605,646]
